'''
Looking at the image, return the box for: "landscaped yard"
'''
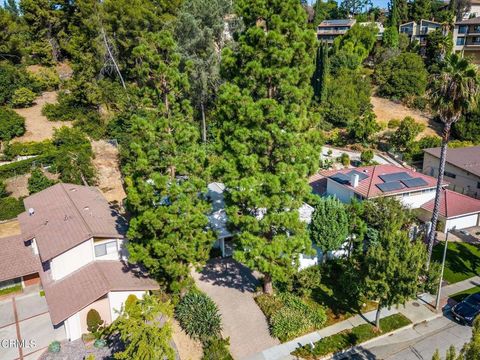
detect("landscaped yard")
[291,313,412,359]
[431,242,480,284]
[450,286,480,303]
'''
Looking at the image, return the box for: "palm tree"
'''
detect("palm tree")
[426,54,479,268]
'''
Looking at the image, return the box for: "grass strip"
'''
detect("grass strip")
[291,313,411,359]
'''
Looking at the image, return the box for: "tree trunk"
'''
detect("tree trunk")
[263,274,273,295]
[426,121,452,269]
[201,102,207,143]
[375,303,382,330]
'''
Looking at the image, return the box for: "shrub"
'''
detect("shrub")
[0,197,25,221]
[269,293,326,342]
[387,119,400,129]
[30,67,60,91]
[48,340,61,353]
[360,149,374,164]
[255,294,285,319]
[202,337,233,360]
[85,355,96,360]
[0,180,8,198]
[0,107,25,141]
[86,309,104,337]
[293,266,322,298]
[11,87,36,108]
[0,284,22,296]
[93,339,106,348]
[0,153,57,179]
[0,63,32,105]
[3,141,55,160]
[339,153,350,167]
[41,93,87,122]
[28,168,56,194]
[175,292,222,343]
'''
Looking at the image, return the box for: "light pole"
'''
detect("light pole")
[435,226,456,311]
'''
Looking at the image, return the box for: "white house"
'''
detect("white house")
[311,164,445,209]
[14,183,159,341]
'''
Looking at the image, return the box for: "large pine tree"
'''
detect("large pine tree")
[214,0,322,294]
[124,30,215,294]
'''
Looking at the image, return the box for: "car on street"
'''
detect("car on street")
[451,293,480,325]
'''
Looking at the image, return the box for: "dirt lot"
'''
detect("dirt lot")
[5,170,58,199]
[0,219,21,238]
[172,320,203,360]
[371,96,442,139]
[92,140,126,205]
[12,91,72,143]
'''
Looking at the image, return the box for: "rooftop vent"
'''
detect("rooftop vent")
[28,208,35,216]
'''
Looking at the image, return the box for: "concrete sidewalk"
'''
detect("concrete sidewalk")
[245,299,437,360]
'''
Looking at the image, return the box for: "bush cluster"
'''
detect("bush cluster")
[11,87,36,108]
[3,141,55,160]
[256,292,327,342]
[202,337,233,360]
[0,153,56,179]
[0,197,25,221]
[0,107,25,141]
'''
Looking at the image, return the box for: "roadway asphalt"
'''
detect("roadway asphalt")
[337,315,472,360]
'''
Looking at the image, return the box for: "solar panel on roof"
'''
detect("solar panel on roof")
[347,170,369,182]
[379,172,412,182]
[330,173,350,184]
[402,177,428,188]
[376,181,405,192]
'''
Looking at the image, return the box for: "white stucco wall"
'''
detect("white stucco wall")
[93,238,123,261]
[108,291,147,322]
[446,214,480,232]
[50,239,93,280]
[64,313,82,341]
[396,189,437,209]
[326,179,354,203]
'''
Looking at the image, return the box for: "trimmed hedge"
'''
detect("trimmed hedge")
[0,197,25,220]
[3,141,55,160]
[292,313,412,359]
[0,153,56,179]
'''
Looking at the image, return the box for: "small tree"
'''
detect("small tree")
[391,116,425,151]
[340,153,350,167]
[28,168,56,194]
[309,197,349,262]
[0,107,25,141]
[360,149,374,164]
[11,87,36,108]
[363,231,426,329]
[107,295,175,360]
[86,309,104,337]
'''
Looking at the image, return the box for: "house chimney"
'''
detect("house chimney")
[350,173,360,188]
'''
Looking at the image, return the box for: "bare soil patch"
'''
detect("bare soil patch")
[371,96,442,139]
[12,91,72,143]
[5,173,30,198]
[0,219,21,238]
[172,320,203,360]
[92,140,126,205]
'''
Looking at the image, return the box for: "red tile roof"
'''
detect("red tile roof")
[421,189,480,218]
[316,164,442,199]
[0,235,40,282]
[18,183,127,261]
[41,261,159,325]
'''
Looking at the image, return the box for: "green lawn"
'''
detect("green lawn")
[291,314,412,359]
[450,286,480,303]
[432,241,480,284]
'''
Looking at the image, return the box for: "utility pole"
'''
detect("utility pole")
[435,227,455,311]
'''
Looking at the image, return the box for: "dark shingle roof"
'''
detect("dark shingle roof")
[424,146,480,178]
[0,235,40,282]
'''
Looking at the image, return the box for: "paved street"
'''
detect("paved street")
[341,315,472,360]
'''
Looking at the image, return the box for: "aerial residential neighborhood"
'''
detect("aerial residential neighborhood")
[2,0,480,360]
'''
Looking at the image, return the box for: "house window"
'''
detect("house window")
[94,241,118,258]
[457,37,465,45]
[459,25,468,34]
[477,182,480,189]
[475,25,480,32]
[443,171,457,179]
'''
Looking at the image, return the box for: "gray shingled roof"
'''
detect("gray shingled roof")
[18,183,127,261]
[41,260,159,325]
[0,235,40,282]
[424,146,480,178]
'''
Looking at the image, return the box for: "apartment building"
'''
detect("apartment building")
[453,17,480,64]
[399,19,442,46]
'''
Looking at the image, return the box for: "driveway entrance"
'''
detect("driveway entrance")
[0,291,66,360]
[192,258,279,360]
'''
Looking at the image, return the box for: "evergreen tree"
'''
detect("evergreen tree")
[215,0,322,294]
[309,197,349,261]
[124,30,215,294]
[312,42,328,103]
[3,0,19,16]
[411,0,433,22]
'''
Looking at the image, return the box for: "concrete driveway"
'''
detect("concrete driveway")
[0,291,66,360]
[192,258,279,360]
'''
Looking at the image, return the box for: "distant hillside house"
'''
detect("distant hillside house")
[423,146,480,199]
[399,19,442,46]
[317,19,356,43]
[453,17,480,65]
[0,183,159,342]
[310,164,445,209]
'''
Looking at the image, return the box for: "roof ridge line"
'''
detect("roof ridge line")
[366,165,377,198]
[60,183,94,237]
